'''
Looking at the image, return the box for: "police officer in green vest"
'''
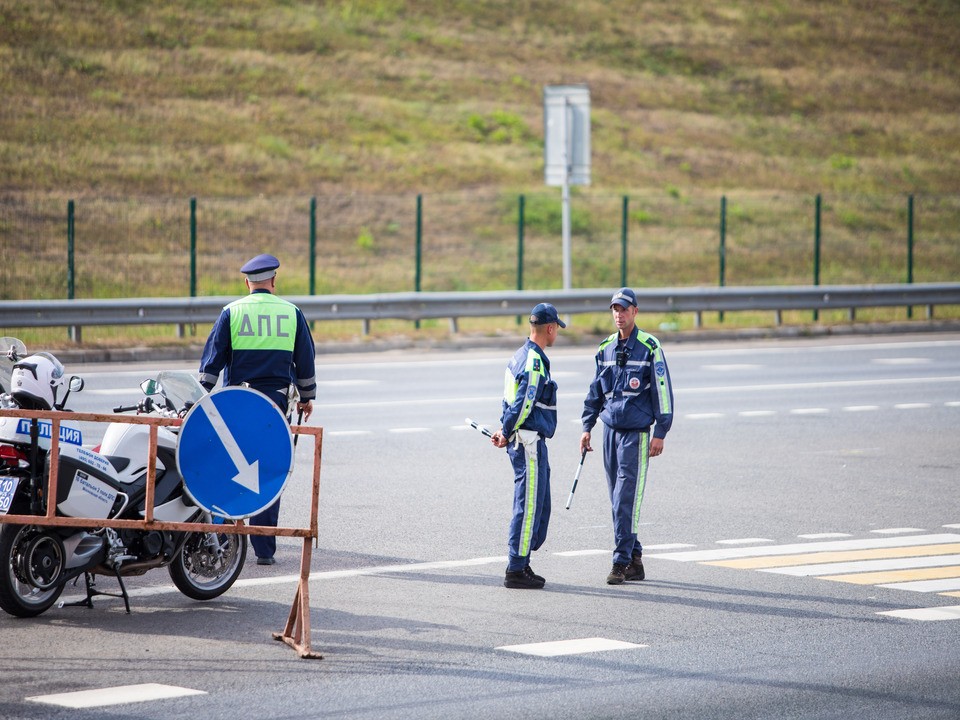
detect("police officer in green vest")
[199,253,317,565]
[580,288,674,585]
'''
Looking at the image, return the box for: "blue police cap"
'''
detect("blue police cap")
[610,287,637,309]
[240,253,280,281]
[530,302,566,328]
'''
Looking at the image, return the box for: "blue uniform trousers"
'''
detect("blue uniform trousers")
[250,394,289,560]
[250,499,280,559]
[506,434,551,572]
[603,426,650,566]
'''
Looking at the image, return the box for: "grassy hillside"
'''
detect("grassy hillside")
[2,0,959,197]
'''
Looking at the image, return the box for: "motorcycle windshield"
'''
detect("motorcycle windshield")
[0,338,27,394]
[155,371,205,410]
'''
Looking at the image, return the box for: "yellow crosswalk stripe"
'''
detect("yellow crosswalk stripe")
[820,565,960,585]
[705,543,960,569]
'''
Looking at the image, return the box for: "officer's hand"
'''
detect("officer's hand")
[580,431,592,454]
[649,437,664,457]
[491,430,508,448]
[297,400,313,422]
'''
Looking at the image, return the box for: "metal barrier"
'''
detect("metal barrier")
[0,407,324,659]
[2,283,959,340]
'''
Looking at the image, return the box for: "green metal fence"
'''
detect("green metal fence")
[1,191,957,303]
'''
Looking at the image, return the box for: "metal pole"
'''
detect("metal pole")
[813,193,822,322]
[183,196,197,338]
[517,194,525,325]
[309,196,317,330]
[309,196,317,296]
[415,193,422,329]
[907,194,914,319]
[67,199,78,342]
[620,195,629,287]
[561,99,572,290]
[189,197,197,298]
[67,199,75,301]
[719,195,727,323]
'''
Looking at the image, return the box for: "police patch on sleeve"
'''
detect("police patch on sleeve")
[527,386,537,400]
[532,357,541,372]
[655,362,666,376]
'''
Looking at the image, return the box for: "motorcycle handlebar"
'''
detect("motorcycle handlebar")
[113,404,139,413]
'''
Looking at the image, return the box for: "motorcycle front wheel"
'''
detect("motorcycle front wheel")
[169,529,246,601]
[0,524,65,618]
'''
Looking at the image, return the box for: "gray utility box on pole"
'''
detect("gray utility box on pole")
[544,85,591,291]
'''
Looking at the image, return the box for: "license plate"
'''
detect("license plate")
[0,477,20,515]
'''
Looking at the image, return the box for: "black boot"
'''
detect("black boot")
[505,569,544,589]
[624,553,645,581]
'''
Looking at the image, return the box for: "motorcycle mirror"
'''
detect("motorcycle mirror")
[140,379,160,395]
[57,375,84,410]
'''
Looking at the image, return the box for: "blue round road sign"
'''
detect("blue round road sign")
[176,387,294,519]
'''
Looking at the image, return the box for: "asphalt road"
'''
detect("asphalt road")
[1,333,959,719]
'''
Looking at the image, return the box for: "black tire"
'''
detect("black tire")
[169,529,246,601]
[0,524,65,618]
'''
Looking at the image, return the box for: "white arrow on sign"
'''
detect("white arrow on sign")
[199,398,260,494]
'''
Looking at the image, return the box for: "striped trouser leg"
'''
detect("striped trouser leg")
[507,433,541,571]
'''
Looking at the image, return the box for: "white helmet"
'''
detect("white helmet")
[11,352,65,410]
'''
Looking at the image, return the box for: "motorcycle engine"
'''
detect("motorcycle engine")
[120,529,176,562]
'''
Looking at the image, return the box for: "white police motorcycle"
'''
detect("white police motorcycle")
[0,339,246,617]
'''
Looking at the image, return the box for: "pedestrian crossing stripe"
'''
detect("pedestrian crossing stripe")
[648,533,960,601]
[705,544,960,571]
[647,533,960,564]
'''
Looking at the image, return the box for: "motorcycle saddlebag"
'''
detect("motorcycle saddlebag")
[47,445,120,520]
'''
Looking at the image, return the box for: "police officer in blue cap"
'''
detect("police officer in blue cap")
[580,288,674,585]
[199,253,317,565]
[490,303,565,589]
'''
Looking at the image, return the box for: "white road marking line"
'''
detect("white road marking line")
[316,379,378,387]
[763,554,960,577]
[702,364,762,371]
[798,533,853,539]
[669,375,960,396]
[894,403,932,410]
[877,605,960,621]
[27,684,206,708]
[871,528,926,534]
[497,637,647,657]
[554,549,608,557]
[685,413,725,420]
[944,524,960,529]
[790,408,829,415]
[872,358,932,365]
[947,402,960,408]
[327,430,373,437]
[84,388,146,396]
[880,578,960,593]
[388,427,431,434]
[716,538,774,545]
[647,534,960,563]
[739,410,776,417]
[645,543,697,550]
[843,405,879,412]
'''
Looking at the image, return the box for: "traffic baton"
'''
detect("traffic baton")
[293,409,303,447]
[464,417,494,438]
[565,448,588,510]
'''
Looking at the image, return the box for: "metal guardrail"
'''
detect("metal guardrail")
[2,283,958,338]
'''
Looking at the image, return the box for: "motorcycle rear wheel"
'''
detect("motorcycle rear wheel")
[0,524,65,618]
[169,529,246,601]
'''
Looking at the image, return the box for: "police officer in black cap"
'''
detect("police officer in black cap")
[199,253,317,565]
[491,303,564,588]
[580,288,674,585]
